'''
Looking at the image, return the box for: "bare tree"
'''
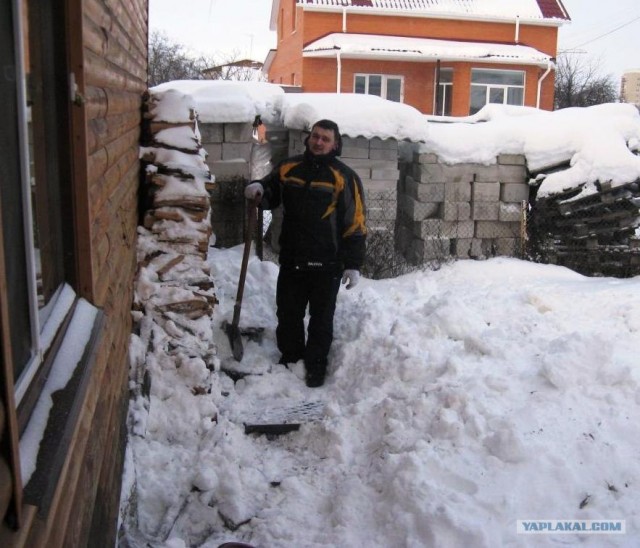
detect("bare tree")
[148,32,265,87]
[554,54,619,109]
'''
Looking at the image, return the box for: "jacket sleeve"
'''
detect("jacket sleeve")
[339,169,367,270]
[255,163,283,210]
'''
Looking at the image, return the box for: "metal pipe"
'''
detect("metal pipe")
[537,59,553,108]
[515,15,520,43]
[336,51,342,93]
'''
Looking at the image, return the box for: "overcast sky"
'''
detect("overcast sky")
[149,0,639,83]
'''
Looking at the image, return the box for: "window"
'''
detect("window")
[354,74,404,102]
[469,69,525,114]
[435,68,453,116]
[1,0,84,527]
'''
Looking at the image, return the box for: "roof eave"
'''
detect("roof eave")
[303,49,553,69]
[301,5,568,27]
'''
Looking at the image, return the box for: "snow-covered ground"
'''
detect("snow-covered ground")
[127,246,640,547]
[122,82,640,547]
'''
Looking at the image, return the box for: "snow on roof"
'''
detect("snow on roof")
[280,93,429,141]
[304,33,552,67]
[270,0,570,28]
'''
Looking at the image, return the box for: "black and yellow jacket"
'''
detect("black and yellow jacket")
[258,149,367,271]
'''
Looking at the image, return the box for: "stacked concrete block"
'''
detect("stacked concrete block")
[200,122,254,247]
[398,152,529,263]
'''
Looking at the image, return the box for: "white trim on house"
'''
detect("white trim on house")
[270,0,570,29]
[303,33,553,68]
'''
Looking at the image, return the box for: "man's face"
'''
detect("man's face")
[308,126,337,156]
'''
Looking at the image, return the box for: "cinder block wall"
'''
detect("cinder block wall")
[200,122,253,247]
[397,152,529,264]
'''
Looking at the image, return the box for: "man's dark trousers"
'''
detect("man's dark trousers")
[276,267,341,371]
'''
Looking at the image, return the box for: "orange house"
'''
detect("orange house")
[265,0,570,116]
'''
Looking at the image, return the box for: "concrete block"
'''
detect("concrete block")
[367,206,396,223]
[451,238,472,258]
[371,168,400,180]
[499,202,522,222]
[475,221,520,239]
[444,181,471,202]
[405,176,445,202]
[370,138,398,151]
[340,146,370,159]
[470,238,484,258]
[224,123,253,142]
[413,152,438,164]
[345,158,398,170]
[472,182,500,202]
[354,168,371,179]
[497,164,527,183]
[342,136,370,148]
[501,183,530,202]
[363,179,397,193]
[400,195,441,221]
[442,221,475,239]
[202,143,222,162]
[222,142,252,161]
[208,160,250,182]
[199,123,224,143]
[443,202,471,221]
[472,202,499,221]
[409,237,450,263]
[412,219,443,239]
[498,154,526,166]
[370,148,398,161]
[473,165,500,182]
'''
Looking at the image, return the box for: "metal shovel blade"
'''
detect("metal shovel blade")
[224,321,244,362]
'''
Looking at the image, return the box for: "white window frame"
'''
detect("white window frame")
[354,73,405,103]
[470,68,525,114]
[433,67,453,116]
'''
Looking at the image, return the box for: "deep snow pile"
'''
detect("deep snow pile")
[127,246,640,547]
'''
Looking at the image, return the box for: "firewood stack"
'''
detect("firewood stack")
[132,89,218,381]
[532,178,640,277]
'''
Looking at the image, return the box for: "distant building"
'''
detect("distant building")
[621,70,640,105]
[264,0,571,116]
[203,59,265,81]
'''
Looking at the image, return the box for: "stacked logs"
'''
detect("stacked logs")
[532,179,640,277]
[132,89,218,363]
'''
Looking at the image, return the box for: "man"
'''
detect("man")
[244,119,367,387]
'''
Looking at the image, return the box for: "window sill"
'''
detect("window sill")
[19,301,104,518]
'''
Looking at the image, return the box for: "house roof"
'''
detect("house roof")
[270,0,570,29]
[303,33,554,68]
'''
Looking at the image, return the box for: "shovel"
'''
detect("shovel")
[223,198,264,361]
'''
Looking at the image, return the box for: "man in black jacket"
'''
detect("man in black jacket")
[244,119,367,387]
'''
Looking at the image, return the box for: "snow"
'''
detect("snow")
[304,33,552,67]
[20,297,99,484]
[291,0,566,22]
[127,246,640,547]
[146,81,640,198]
[122,82,640,546]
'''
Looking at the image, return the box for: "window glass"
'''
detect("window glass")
[470,86,487,114]
[472,69,524,86]
[386,78,402,102]
[507,87,524,105]
[353,74,404,102]
[489,87,505,104]
[368,75,382,97]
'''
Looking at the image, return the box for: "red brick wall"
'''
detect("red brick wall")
[269,5,559,113]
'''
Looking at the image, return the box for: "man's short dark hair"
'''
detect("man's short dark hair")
[311,119,342,156]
